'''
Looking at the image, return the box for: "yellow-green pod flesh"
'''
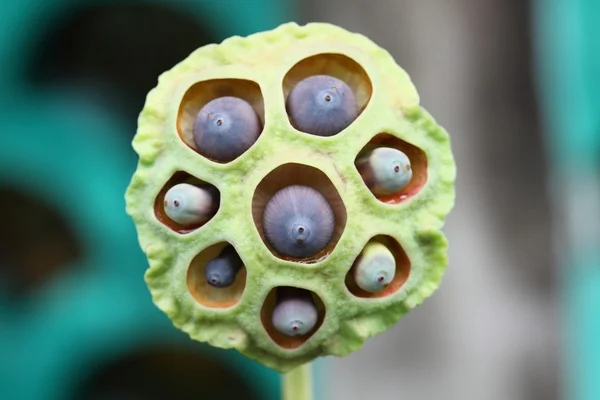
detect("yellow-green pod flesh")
[125,22,456,372]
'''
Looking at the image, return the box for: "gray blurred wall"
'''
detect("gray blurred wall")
[304,1,561,399]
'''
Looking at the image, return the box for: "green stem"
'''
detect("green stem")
[282,363,313,400]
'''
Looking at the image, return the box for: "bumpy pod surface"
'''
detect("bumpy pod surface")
[125,22,456,372]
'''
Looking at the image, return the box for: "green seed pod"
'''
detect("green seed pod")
[125,22,456,372]
[353,240,396,293]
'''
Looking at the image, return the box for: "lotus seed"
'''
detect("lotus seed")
[272,288,318,337]
[356,147,412,196]
[205,245,243,288]
[354,240,396,293]
[163,183,217,225]
[263,185,335,258]
[193,96,261,162]
[286,75,358,136]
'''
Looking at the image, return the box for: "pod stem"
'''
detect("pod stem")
[283,362,313,400]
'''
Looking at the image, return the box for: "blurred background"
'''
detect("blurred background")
[0,0,598,399]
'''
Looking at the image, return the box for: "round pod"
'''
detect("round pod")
[356,147,412,196]
[204,245,243,288]
[262,185,335,258]
[126,22,456,373]
[353,240,396,293]
[193,96,261,162]
[286,75,358,136]
[163,183,218,225]
[272,288,318,337]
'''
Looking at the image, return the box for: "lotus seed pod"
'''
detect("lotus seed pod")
[163,183,217,225]
[204,245,243,288]
[356,147,413,196]
[193,96,262,162]
[125,22,456,372]
[286,75,359,136]
[262,185,335,258]
[353,240,396,293]
[272,287,319,336]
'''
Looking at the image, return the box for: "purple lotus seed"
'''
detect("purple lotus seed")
[193,96,261,162]
[205,245,243,288]
[262,185,335,258]
[286,75,358,136]
[272,288,318,336]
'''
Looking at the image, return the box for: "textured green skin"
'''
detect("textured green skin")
[125,22,456,372]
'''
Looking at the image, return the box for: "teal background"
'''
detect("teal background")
[534,1,600,400]
[0,1,293,399]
